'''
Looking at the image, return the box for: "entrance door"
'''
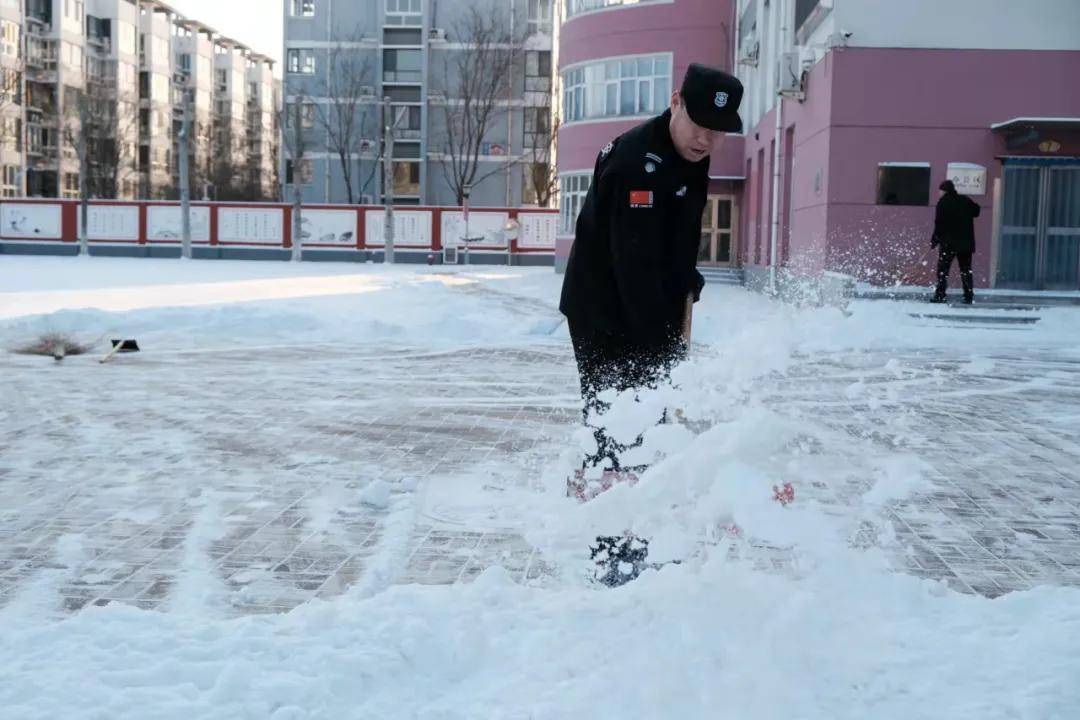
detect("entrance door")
[998,162,1080,290]
[698,195,738,267]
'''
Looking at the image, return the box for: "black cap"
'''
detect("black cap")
[940,180,956,193]
[680,63,743,133]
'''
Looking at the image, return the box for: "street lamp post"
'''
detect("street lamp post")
[462,183,471,265]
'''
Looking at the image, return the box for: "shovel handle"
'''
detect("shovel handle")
[99,341,124,364]
[682,294,694,345]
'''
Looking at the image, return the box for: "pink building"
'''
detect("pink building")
[557,0,1080,291]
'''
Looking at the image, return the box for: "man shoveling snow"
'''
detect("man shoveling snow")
[559,64,749,586]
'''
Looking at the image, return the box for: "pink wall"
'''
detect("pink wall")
[559,0,735,78]
[742,52,836,273]
[557,0,737,262]
[740,47,1080,286]
[823,48,1080,286]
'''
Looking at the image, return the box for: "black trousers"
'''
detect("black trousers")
[934,248,974,301]
[568,320,686,471]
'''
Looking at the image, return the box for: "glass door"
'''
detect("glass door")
[698,195,738,267]
[998,163,1080,290]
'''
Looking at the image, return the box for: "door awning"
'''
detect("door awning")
[990,117,1080,132]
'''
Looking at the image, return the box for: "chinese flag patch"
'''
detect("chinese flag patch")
[629,190,653,208]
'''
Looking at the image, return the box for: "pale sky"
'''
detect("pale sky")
[166,0,283,68]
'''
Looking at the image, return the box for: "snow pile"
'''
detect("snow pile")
[0,257,565,351]
[2,258,1080,718]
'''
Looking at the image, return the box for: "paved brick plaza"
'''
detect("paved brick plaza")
[2,313,1079,615]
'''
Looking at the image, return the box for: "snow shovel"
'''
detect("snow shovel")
[100,338,140,364]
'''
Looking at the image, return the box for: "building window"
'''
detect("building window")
[562,54,671,123]
[0,67,19,103]
[876,163,931,206]
[392,104,422,138]
[525,50,551,92]
[1,164,18,197]
[795,0,830,40]
[523,106,550,152]
[383,49,421,82]
[62,172,80,199]
[527,0,552,35]
[559,172,591,234]
[0,20,18,57]
[524,162,552,206]
[391,161,420,196]
[385,0,422,26]
[285,102,316,129]
[289,0,315,17]
[0,118,20,151]
[287,48,316,75]
[566,0,663,18]
[285,158,313,184]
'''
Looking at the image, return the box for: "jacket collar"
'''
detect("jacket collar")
[652,109,710,172]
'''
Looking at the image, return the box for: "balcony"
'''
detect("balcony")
[25,15,51,36]
[25,39,59,77]
[26,110,58,130]
[87,35,111,53]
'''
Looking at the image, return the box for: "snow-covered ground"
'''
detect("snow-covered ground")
[2,256,1080,719]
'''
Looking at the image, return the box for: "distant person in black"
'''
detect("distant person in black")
[558,64,744,586]
[931,180,981,304]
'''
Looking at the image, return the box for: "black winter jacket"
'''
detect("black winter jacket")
[933,191,981,254]
[559,111,709,345]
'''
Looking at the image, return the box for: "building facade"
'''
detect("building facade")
[1,0,278,201]
[555,0,743,272]
[281,0,555,207]
[556,0,1080,291]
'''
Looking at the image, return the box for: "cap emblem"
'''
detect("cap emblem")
[714,91,729,108]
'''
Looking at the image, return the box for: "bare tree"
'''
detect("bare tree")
[525,111,558,207]
[0,66,19,165]
[278,97,310,261]
[62,72,138,200]
[437,6,524,205]
[315,32,375,205]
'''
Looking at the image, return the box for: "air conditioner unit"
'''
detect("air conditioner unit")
[738,34,760,67]
[429,27,446,41]
[776,51,805,100]
[360,84,375,97]
[442,245,459,264]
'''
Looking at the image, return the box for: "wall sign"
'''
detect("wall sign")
[946,163,987,196]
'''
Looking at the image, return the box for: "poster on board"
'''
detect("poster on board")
[441,211,509,248]
[218,208,283,245]
[148,206,211,242]
[299,209,357,246]
[79,205,139,241]
[517,213,557,249]
[364,210,432,247]
[1,203,63,239]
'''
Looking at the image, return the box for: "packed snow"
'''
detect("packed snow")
[2,256,1079,719]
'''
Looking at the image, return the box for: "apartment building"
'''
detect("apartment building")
[3,0,278,200]
[172,16,214,197]
[282,0,555,206]
[246,52,277,199]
